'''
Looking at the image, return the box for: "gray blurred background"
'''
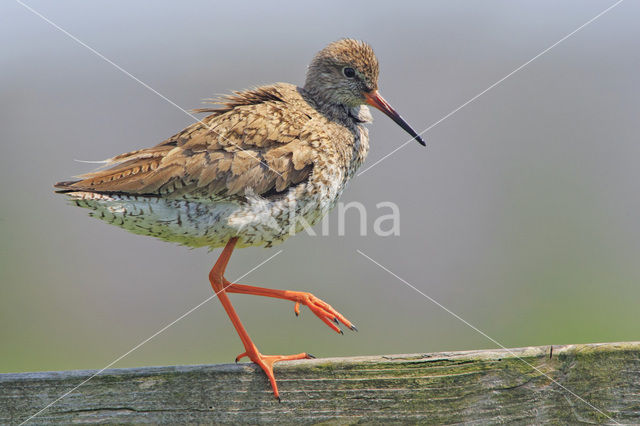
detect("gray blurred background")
[1,0,639,374]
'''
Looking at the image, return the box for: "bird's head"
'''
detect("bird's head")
[304,39,425,146]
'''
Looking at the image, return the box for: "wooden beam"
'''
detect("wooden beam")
[2,342,639,424]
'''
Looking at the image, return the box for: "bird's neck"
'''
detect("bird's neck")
[299,87,363,127]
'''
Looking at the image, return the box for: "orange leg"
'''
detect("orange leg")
[209,238,321,401]
[223,282,357,335]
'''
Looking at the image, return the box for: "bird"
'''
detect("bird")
[55,39,425,400]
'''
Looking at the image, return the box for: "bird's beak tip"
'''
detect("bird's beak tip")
[364,91,426,147]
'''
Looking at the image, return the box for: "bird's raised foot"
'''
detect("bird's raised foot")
[236,350,313,400]
[292,292,356,334]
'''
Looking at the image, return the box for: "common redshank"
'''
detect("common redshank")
[55,39,425,400]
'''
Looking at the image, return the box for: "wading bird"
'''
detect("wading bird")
[55,39,425,400]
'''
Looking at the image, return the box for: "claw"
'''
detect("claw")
[350,324,358,332]
[307,353,316,359]
[333,317,339,325]
[339,329,344,335]
[276,396,281,403]
[294,302,301,317]
[319,315,342,334]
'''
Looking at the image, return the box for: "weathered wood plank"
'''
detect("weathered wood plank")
[2,342,639,424]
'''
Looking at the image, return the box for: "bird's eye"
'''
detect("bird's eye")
[343,67,356,78]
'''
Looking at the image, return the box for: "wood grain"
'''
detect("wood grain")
[2,342,639,424]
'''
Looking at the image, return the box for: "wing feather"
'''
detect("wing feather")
[55,84,316,199]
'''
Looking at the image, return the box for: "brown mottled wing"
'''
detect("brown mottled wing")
[55,85,315,199]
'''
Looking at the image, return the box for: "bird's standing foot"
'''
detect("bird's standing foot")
[235,350,314,400]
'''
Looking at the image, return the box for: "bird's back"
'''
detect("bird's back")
[56,83,318,200]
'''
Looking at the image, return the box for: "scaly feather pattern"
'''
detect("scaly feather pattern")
[55,84,315,200]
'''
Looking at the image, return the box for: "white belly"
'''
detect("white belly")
[64,175,344,249]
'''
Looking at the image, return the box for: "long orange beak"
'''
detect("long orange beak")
[364,91,425,146]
